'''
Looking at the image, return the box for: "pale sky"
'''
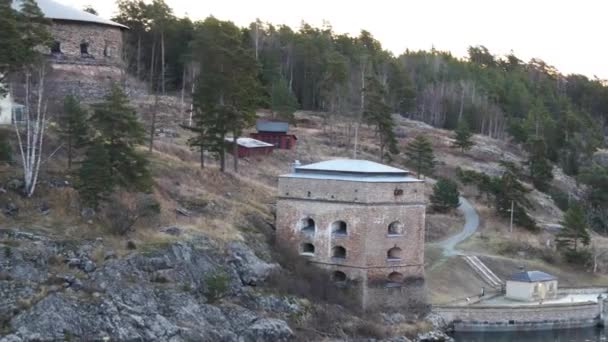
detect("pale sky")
[58,0,607,79]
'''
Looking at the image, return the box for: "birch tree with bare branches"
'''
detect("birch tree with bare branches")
[13,65,48,197]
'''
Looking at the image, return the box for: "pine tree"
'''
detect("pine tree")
[494,169,537,230]
[405,135,435,178]
[89,83,151,192]
[0,0,22,95]
[270,78,298,122]
[430,178,460,212]
[59,95,89,169]
[77,140,113,208]
[189,17,261,172]
[527,137,553,192]
[364,76,398,162]
[452,119,474,152]
[556,204,590,252]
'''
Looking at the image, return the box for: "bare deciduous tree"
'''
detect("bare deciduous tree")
[13,64,48,197]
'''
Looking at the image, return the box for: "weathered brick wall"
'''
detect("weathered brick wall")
[279,177,425,204]
[276,175,426,309]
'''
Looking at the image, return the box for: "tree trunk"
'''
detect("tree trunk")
[232,133,238,173]
[180,66,186,124]
[67,134,72,169]
[149,91,159,152]
[137,34,142,79]
[161,30,166,95]
[200,146,205,169]
[149,38,156,88]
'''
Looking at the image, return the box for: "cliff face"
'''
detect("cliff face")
[0,229,296,341]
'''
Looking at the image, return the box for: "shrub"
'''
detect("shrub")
[430,178,460,212]
[0,130,11,163]
[563,249,592,266]
[203,270,229,302]
[101,193,161,235]
[267,241,359,311]
[352,321,389,339]
[549,187,570,211]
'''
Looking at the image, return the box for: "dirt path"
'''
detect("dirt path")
[435,197,479,257]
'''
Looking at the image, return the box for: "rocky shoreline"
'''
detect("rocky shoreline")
[0,228,452,341]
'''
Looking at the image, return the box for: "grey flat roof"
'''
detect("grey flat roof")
[297,159,409,174]
[508,271,556,282]
[281,159,422,183]
[225,137,274,148]
[13,0,128,29]
[256,120,289,133]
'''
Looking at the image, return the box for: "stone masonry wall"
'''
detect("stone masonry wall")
[276,175,426,309]
[49,21,124,66]
[434,302,600,323]
[44,21,126,103]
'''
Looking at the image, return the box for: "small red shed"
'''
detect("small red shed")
[250,119,297,150]
[225,137,274,158]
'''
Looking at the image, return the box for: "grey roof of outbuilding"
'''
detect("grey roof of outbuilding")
[281,159,422,183]
[12,0,128,29]
[508,271,556,282]
[224,136,274,148]
[256,120,289,133]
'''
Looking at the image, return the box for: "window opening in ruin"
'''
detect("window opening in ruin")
[388,272,404,282]
[103,41,110,57]
[388,221,404,235]
[301,243,315,255]
[50,41,61,54]
[331,221,347,235]
[394,188,404,196]
[80,42,90,56]
[387,247,402,260]
[300,217,315,233]
[307,191,311,197]
[333,271,347,282]
[386,272,404,287]
[332,246,346,259]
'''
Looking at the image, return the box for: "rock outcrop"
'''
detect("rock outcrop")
[0,229,294,341]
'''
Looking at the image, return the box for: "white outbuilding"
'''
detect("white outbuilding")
[505,270,558,302]
[0,92,25,125]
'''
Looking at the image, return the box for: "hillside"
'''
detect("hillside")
[1,96,607,340]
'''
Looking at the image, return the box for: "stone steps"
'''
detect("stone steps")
[463,255,504,289]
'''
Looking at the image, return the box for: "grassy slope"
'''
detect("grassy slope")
[2,103,605,305]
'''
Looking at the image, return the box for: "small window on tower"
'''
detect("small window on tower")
[103,41,110,57]
[80,42,90,56]
[50,41,61,54]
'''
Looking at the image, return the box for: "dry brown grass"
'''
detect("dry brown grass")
[425,211,465,242]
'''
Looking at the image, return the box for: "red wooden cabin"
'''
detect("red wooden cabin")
[225,137,274,158]
[250,119,297,149]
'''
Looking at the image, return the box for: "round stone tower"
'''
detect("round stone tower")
[276,159,427,309]
[12,0,128,102]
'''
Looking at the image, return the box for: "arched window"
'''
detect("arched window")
[387,247,402,260]
[300,217,315,233]
[388,221,404,235]
[50,41,61,54]
[300,243,315,255]
[388,272,404,283]
[331,221,347,235]
[332,246,346,259]
[333,271,347,282]
[80,42,89,56]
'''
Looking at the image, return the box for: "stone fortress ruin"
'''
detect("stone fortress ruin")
[276,159,427,309]
[12,0,128,101]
